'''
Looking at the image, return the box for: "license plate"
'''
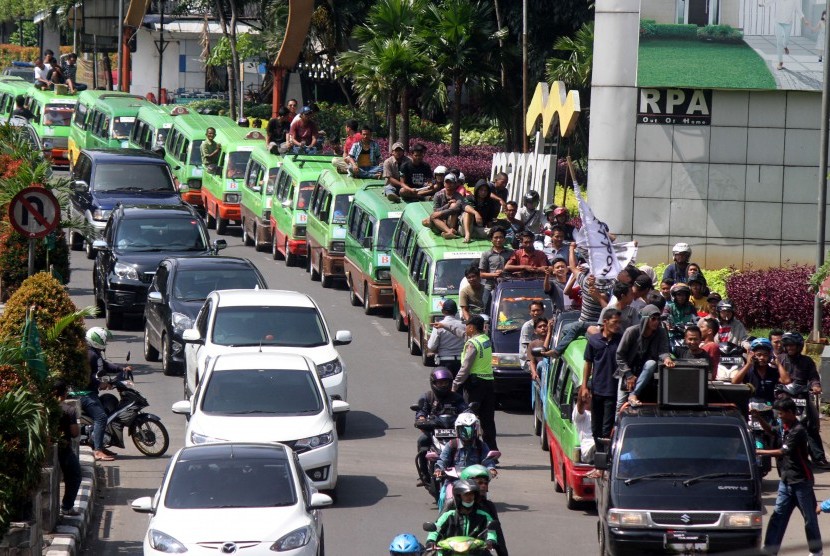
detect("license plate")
[721,357,742,364]
[435,429,456,437]
[665,532,708,552]
[795,398,807,406]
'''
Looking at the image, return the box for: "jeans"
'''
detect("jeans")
[58,444,82,510]
[464,377,498,451]
[616,360,658,410]
[81,395,107,451]
[553,320,590,354]
[353,165,382,178]
[775,22,792,64]
[291,145,317,154]
[383,184,398,197]
[763,480,822,554]
[591,393,616,447]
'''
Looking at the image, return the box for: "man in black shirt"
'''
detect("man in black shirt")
[12,96,34,121]
[579,308,622,447]
[758,398,823,555]
[398,143,432,201]
[54,380,82,516]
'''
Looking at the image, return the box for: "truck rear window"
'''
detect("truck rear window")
[616,423,752,479]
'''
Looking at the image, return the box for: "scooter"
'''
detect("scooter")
[423,522,493,555]
[747,398,774,477]
[413,403,463,501]
[776,382,820,424]
[716,342,746,381]
[433,450,500,514]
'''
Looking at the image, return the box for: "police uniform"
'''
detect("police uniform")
[455,332,498,450]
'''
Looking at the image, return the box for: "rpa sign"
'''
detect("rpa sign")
[638,88,712,126]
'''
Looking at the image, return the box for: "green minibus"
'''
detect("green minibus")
[23,87,76,167]
[390,202,490,365]
[68,91,151,166]
[240,144,282,251]
[200,125,267,234]
[344,183,402,314]
[268,154,333,266]
[306,169,373,288]
[128,104,174,151]
[0,79,32,120]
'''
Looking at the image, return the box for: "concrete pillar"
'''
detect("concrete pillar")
[587,0,641,237]
[41,23,61,57]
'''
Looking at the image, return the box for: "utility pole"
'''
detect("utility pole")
[117,0,123,91]
[155,0,168,100]
[522,0,528,153]
[813,21,830,342]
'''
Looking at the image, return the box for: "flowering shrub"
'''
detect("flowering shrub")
[651,264,734,297]
[374,137,499,185]
[0,228,70,301]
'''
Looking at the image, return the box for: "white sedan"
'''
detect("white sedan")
[172,352,349,492]
[131,442,332,555]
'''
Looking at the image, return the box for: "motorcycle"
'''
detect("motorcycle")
[423,522,493,556]
[668,323,697,357]
[747,398,774,477]
[412,403,463,501]
[434,451,500,514]
[716,342,746,381]
[73,374,170,457]
[775,382,820,425]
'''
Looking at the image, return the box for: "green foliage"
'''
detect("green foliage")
[651,263,734,296]
[206,34,267,67]
[545,21,594,90]
[640,19,658,38]
[8,21,38,47]
[0,273,89,387]
[640,21,699,40]
[697,24,744,43]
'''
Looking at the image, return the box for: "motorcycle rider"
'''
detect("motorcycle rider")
[769,329,785,360]
[434,413,497,478]
[425,480,498,553]
[389,533,424,555]
[82,327,131,461]
[732,338,791,406]
[716,300,749,348]
[416,368,468,485]
[664,283,697,326]
[517,191,543,234]
[662,243,692,284]
[778,333,830,467]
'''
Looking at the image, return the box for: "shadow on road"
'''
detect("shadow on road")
[331,474,388,508]
[82,540,143,555]
[341,410,389,440]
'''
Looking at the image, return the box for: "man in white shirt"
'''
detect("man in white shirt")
[33,58,50,89]
[573,388,595,464]
[762,0,809,69]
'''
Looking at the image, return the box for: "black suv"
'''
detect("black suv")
[143,256,267,375]
[93,204,225,329]
[69,149,182,260]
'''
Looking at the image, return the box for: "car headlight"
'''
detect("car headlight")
[148,529,187,553]
[171,312,193,333]
[224,193,240,203]
[294,432,333,451]
[607,510,648,527]
[190,430,225,445]
[270,525,313,551]
[724,513,761,528]
[491,354,522,368]
[292,226,306,238]
[92,208,111,222]
[316,358,343,378]
[330,241,345,253]
[113,262,139,280]
[262,210,270,221]
[186,178,202,190]
[376,269,391,281]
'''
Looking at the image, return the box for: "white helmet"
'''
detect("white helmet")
[434,165,448,175]
[672,242,692,255]
[86,326,112,350]
[455,412,481,444]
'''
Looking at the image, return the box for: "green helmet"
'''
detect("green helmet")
[460,464,490,481]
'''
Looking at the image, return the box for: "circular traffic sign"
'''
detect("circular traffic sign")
[8,187,61,239]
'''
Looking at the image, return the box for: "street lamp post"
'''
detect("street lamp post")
[813,17,830,342]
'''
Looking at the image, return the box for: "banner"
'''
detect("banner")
[572,183,625,280]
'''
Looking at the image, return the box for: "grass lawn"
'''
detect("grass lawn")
[638,39,777,90]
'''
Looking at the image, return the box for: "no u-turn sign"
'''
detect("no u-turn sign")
[8,187,60,239]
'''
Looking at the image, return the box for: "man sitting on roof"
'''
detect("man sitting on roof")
[345,123,382,179]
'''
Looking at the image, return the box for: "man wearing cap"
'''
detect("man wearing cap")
[425,174,464,238]
[427,299,466,376]
[615,304,674,408]
[630,274,652,311]
[288,106,319,153]
[706,291,722,318]
[345,123,382,178]
[382,142,411,200]
[552,207,575,242]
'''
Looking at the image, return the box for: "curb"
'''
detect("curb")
[42,447,97,556]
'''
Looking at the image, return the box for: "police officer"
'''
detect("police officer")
[426,299,465,376]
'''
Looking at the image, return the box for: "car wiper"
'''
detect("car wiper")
[181,297,207,302]
[682,472,752,486]
[500,328,519,335]
[624,472,689,485]
[230,410,275,414]
[109,186,144,191]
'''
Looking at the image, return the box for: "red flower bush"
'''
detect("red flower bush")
[375,138,499,185]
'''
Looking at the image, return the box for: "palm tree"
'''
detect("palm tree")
[421,0,500,155]
[545,21,594,93]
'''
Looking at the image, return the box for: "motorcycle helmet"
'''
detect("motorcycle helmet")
[433,165,448,176]
[781,332,804,347]
[430,367,453,397]
[86,326,113,350]
[455,413,481,446]
[523,190,540,207]
[670,283,691,300]
[750,338,773,352]
[389,533,424,555]
[672,242,692,256]
[452,479,480,510]
[460,464,490,482]
[543,203,557,216]
[553,207,568,217]
[717,300,734,313]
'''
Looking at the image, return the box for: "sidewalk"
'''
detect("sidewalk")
[42,446,98,556]
[743,35,824,90]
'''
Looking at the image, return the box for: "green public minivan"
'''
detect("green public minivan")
[344,183,402,314]
[240,144,282,251]
[23,87,76,167]
[200,124,267,234]
[128,104,174,151]
[306,169,374,288]
[68,91,152,166]
[268,154,333,266]
[390,201,490,365]
[0,79,32,120]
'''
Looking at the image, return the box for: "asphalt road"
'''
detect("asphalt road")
[63,223,830,555]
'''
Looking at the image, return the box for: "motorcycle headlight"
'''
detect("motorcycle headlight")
[270,525,313,551]
[148,529,187,553]
[376,269,391,281]
[113,262,139,280]
[224,193,240,204]
[171,312,193,333]
[316,358,343,378]
[190,430,225,445]
[294,432,333,451]
[92,208,111,222]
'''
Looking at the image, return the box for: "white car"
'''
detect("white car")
[172,352,349,492]
[131,442,332,556]
[182,289,352,433]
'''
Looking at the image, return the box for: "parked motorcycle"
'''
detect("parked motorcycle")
[747,398,774,477]
[716,342,746,381]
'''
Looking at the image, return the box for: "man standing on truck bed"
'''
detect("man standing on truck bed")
[757,397,823,556]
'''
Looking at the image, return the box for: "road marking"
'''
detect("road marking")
[370,319,391,337]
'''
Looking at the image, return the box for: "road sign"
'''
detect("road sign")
[8,187,61,239]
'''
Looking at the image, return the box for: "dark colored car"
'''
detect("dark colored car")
[489,278,560,396]
[93,204,226,330]
[143,256,268,375]
[69,149,182,260]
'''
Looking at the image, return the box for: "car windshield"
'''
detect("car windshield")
[172,269,262,301]
[376,218,397,251]
[165,455,296,509]
[43,103,73,126]
[156,128,170,147]
[211,305,328,347]
[202,369,323,415]
[111,116,134,140]
[189,139,204,165]
[331,194,352,224]
[296,181,315,210]
[433,258,478,295]
[114,217,207,252]
[615,423,752,479]
[226,151,251,179]
[495,289,555,332]
[93,163,174,192]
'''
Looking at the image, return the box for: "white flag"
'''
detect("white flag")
[573,182,622,280]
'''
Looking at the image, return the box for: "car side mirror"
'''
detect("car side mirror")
[360,236,372,249]
[174,165,182,171]
[309,492,333,509]
[319,211,329,222]
[171,400,192,415]
[423,522,438,533]
[131,496,155,514]
[332,399,350,414]
[72,180,89,193]
[560,403,572,420]
[212,239,227,253]
[92,239,108,251]
[182,328,203,344]
[251,184,261,193]
[152,146,165,158]
[417,278,428,292]
[148,291,163,304]
[333,330,352,346]
[593,451,609,471]
[282,199,292,208]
